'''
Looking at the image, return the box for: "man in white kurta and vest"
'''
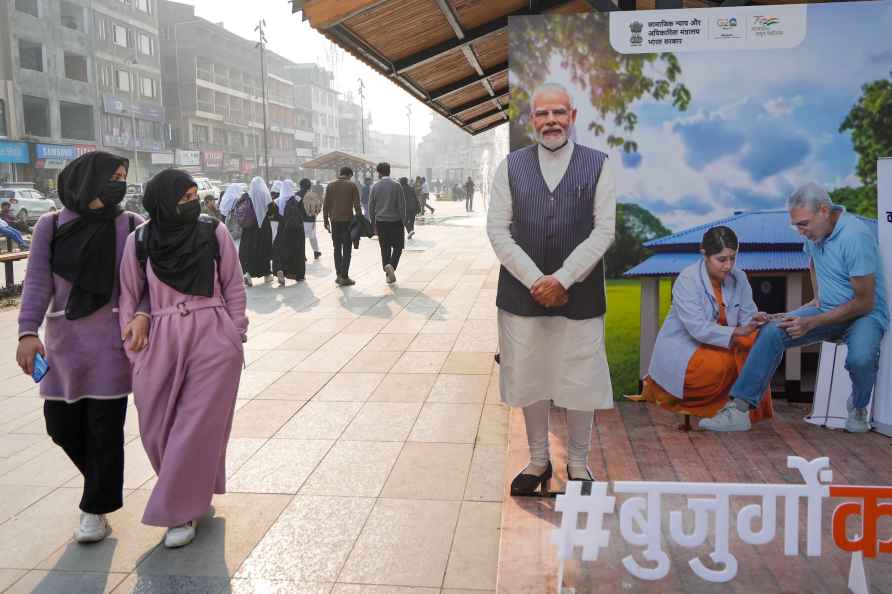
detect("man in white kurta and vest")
[487,82,616,496]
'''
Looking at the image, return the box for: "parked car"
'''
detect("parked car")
[0,184,57,224]
[193,177,220,201]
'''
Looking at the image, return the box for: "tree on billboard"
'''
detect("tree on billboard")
[606,203,671,278]
[508,12,692,152]
[836,72,892,217]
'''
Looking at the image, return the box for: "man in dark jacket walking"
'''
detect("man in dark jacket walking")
[323,167,363,286]
[369,162,406,284]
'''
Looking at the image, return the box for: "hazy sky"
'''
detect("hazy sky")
[177,0,435,139]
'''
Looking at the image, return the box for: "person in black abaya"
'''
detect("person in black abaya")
[271,178,307,285]
[238,176,274,286]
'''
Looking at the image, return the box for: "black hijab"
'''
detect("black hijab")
[142,169,216,297]
[51,151,129,320]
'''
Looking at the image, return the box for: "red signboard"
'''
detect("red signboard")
[202,150,224,169]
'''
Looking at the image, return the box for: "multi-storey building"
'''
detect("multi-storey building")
[337,94,363,156]
[158,0,308,181]
[290,63,338,158]
[1,0,161,186]
[93,0,163,183]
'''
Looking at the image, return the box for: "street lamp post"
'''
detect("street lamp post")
[406,104,412,178]
[128,51,140,184]
[358,77,365,154]
[255,19,271,181]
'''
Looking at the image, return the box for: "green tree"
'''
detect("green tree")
[840,73,892,189]
[837,72,892,216]
[508,13,692,152]
[830,185,877,219]
[605,203,671,278]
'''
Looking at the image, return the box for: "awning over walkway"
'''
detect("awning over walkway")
[290,0,611,136]
[300,150,408,176]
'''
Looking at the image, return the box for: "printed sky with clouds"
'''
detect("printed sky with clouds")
[538,1,892,230]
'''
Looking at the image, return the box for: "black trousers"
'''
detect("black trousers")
[465,192,474,211]
[44,398,127,514]
[377,220,405,270]
[331,221,353,278]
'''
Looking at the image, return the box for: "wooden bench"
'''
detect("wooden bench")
[0,249,28,289]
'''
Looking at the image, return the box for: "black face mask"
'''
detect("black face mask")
[174,199,201,224]
[98,181,127,207]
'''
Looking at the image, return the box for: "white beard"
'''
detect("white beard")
[537,129,568,151]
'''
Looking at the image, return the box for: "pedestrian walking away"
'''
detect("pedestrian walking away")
[238,177,274,286]
[323,167,363,286]
[400,177,419,240]
[302,182,323,260]
[271,178,307,284]
[119,169,247,548]
[369,162,407,284]
[465,176,475,212]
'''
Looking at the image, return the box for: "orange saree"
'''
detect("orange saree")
[632,281,773,423]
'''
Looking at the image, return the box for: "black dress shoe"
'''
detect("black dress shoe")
[494,353,500,365]
[566,465,595,481]
[510,462,552,496]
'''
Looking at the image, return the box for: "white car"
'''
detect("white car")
[0,185,57,224]
[193,177,220,201]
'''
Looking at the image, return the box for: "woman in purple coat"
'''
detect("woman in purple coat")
[15,151,149,543]
[118,169,247,548]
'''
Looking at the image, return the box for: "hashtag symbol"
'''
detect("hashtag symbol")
[551,481,616,561]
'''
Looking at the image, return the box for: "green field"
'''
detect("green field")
[605,278,673,399]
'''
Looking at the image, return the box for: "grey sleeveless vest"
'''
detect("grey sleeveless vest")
[496,143,608,320]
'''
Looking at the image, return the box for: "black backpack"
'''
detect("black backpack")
[134,214,221,273]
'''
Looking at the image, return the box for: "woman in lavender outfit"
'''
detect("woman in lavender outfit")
[15,151,149,544]
[118,169,247,548]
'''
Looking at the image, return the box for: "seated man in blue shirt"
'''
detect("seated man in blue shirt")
[702,183,887,433]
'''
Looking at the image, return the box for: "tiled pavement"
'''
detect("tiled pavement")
[0,200,507,594]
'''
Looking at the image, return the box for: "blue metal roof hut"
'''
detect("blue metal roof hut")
[624,209,877,400]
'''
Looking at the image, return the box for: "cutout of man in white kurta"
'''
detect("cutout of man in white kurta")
[487,82,616,494]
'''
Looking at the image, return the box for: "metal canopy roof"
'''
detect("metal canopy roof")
[291,0,612,136]
[300,149,406,171]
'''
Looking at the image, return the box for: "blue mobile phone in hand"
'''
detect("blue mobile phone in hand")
[32,353,50,383]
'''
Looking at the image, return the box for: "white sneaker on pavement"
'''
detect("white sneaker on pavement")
[75,512,111,543]
[164,520,196,548]
[699,401,751,432]
[845,407,871,433]
[384,264,396,284]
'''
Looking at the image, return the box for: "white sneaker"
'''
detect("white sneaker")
[277,271,286,286]
[75,512,110,543]
[845,407,871,433]
[264,274,274,284]
[164,520,196,548]
[384,264,396,284]
[243,274,253,287]
[699,401,751,432]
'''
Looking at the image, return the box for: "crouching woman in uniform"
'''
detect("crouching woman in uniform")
[632,226,773,429]
[118,169,247,548]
